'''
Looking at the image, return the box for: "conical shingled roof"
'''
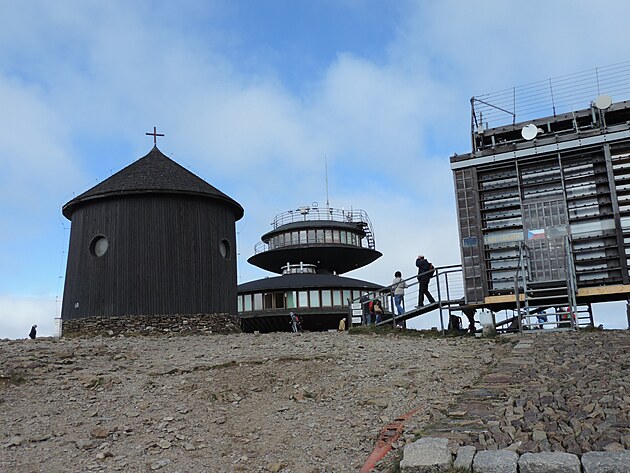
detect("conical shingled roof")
[62,146,244,220]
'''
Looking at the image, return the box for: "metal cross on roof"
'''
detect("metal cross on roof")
[145,126,165,145]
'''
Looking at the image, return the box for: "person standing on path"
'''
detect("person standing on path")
[392,271,407,315]
[289,312,300,333]
[416,255,436,307]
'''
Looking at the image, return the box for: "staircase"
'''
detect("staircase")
[374,301,441,327]
[514,283,591,331]
[513,238,593,332]
[361,222,375,250]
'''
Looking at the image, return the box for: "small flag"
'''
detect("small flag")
[527,229,545,240]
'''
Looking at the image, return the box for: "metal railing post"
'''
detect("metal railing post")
[565,235,579,331]
[348,301,353,327]
[444,272,451,302]
[517,241,530,335]
[436,270,445,335]
[514,275,521,333]
[390,287,396,328]
[444,271,452,330]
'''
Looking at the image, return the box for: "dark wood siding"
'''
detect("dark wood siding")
[61,194,238,320]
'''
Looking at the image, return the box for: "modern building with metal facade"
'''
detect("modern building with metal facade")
[238,206,382,332]
[451,67,630,324]
[61,146,244,321]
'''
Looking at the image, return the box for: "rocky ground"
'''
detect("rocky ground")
[419,330,630,453]
[1,328,627,472]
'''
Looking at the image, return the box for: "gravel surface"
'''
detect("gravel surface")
[0,330,496,472]
[1,329,626,472]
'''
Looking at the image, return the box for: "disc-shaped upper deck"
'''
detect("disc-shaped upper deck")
[247,207,381,274]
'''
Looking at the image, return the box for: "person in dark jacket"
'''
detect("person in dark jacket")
[416,255,435,307]
[372,299,383,324]
[29,325,37,339]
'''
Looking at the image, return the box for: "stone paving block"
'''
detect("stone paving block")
[400,437,452,473]
[582,451,630,473]
[453,445,476,471]
[518,452,580,473]
[472,449,518,473]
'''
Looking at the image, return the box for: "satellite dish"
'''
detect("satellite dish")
[521,123,538,141]
[595,94,613,110]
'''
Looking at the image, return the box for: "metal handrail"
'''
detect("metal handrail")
[471,61,630,132]
[348,264,464,330]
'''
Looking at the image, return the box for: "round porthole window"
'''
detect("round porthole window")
[89,236,109,257]
[219,239,231,260]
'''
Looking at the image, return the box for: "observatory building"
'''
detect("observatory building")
[451,66,630,328]
[238,205,382,332]
[61,145,243,329]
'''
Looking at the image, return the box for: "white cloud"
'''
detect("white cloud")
[0,75,81,207]
[395,1,630,94]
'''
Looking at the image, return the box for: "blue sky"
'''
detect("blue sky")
[1,0,630,338]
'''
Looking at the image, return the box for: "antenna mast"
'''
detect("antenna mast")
[325,156,330,209]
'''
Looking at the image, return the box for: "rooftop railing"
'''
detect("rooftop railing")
[270,206,372,229]
[471,61,630,133]
[252,206,377,255]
